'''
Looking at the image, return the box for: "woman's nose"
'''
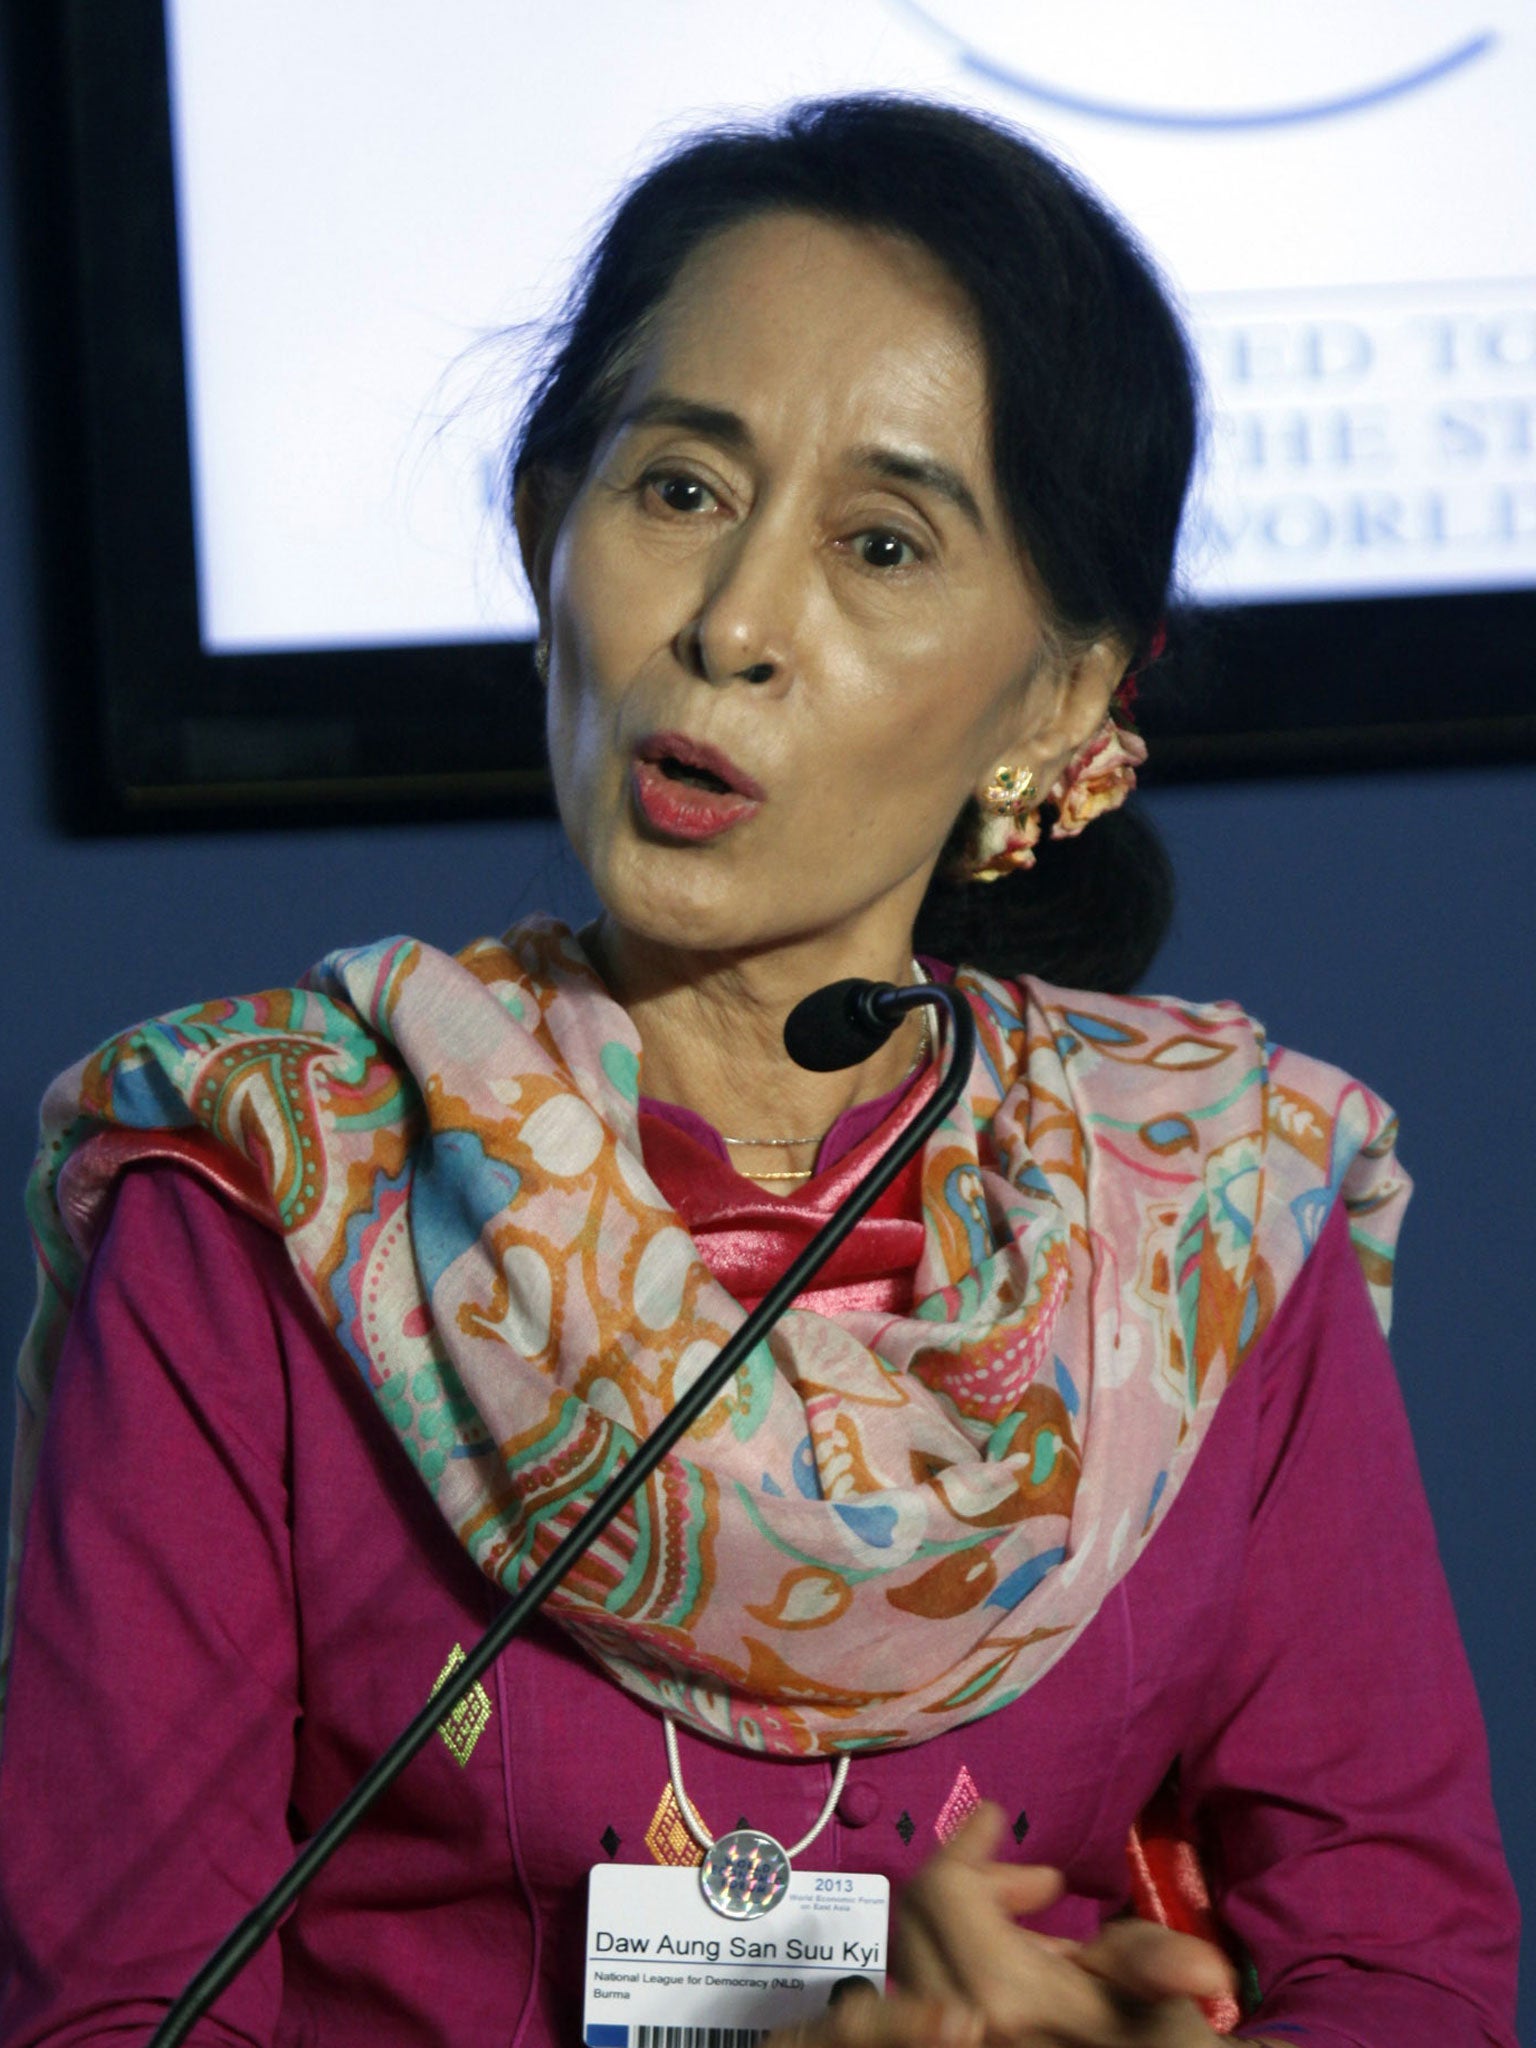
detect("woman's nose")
[676,516,802,688]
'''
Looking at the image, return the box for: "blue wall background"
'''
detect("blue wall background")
[0,73,1529,2043]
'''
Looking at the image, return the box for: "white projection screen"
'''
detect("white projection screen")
[163,2,1536,652]
[23,2,1536,817]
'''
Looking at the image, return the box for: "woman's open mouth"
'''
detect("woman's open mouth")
[630,732,764,843]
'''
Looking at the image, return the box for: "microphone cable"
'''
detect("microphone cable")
[147,977,975,2046]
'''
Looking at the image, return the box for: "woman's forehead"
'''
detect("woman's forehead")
[616,212,994,483]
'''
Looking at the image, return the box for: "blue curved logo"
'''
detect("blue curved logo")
[886,0,1496,132]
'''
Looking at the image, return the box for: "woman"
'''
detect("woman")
[0,98,1517,2047]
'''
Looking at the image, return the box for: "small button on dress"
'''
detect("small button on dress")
[837,1780,882,1829]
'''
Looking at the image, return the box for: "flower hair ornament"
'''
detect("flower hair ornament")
[952,627,1162,885]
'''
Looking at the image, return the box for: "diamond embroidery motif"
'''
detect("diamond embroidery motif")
[895,1810,916,1846]
[429,1644,492,1768]
[600,1825,621,1858]
[935,1765,982,1843]
[1012,1810,1031,1845]
[644,1783,704,1867]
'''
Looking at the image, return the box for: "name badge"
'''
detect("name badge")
[584,1863,890,2045]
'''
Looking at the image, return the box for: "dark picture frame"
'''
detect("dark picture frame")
[8,1,1535,835]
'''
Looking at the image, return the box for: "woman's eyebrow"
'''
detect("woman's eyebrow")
[613,393,752,451]
[611,399,985,532]
[851,446,985,531]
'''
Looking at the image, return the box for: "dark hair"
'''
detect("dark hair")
[512,96,1198,991]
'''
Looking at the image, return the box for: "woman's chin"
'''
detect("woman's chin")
[581,821,931,971]
[595,888,774,962]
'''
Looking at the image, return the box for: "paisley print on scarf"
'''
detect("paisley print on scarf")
[8,921,1408,1755]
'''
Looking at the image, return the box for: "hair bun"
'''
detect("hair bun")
[914,802,1173,992]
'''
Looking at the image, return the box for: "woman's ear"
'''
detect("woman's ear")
[1007,633,1129,796]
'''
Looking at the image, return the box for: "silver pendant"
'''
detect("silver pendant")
[698,1828,792,1919]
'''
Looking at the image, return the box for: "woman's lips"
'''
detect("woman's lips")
[630,732,765,843]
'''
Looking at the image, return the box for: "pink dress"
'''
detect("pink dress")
[0,1088,1518,2046]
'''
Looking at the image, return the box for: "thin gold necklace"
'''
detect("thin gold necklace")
[721,991,933,1182]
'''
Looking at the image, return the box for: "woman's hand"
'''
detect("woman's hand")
[890,1800,1238,2045]
[766,1801,1290,2046]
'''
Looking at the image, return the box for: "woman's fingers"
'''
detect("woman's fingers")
[890,1811,1232,2042]
[933,1800,1063,1903]
[766,1983,982,2047]
[895,1804,1064,1982]
[1074,1917,1237,2006]
[890,1896,969,1998]
[895,1852,1100,2038]
[891,1810,1085,2034]
[907,1802,1065,1916]
[934,1797,1009,1865]
[986,1861,1068,1920]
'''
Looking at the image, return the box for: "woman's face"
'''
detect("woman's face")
[526,211,1110,967]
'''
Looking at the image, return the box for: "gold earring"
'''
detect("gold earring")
[980,764,1036,816]
[533,636,549,684]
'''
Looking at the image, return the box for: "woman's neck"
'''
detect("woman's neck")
[582,918,931,1156]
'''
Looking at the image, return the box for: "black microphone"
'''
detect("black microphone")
[149,979,975,2046]
[782,977,918,1072]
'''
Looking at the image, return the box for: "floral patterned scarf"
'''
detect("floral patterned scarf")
[8,919,1407,1755]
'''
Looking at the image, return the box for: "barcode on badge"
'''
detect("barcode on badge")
[636,2032,763,2048]
[587,2029,765,2047]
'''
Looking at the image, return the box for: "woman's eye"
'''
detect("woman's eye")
[644,471,718,515]
[854,529,919,570]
